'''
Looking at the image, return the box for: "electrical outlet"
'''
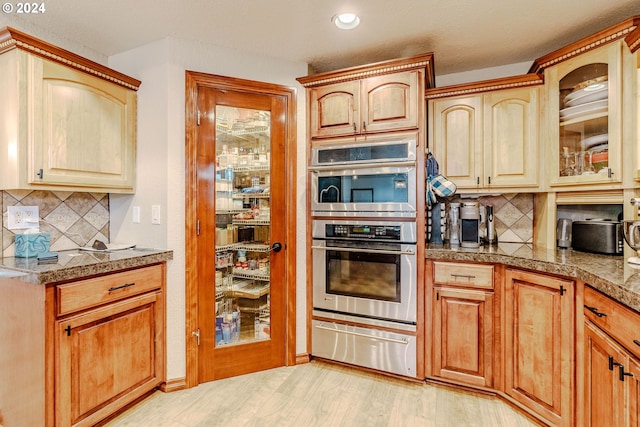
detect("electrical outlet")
[7,206,39,230]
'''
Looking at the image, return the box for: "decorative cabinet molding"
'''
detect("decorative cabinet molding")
[0,27,140,193]
[428,80,541,191]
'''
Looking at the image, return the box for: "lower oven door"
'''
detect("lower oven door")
[312,320,417,377]
[312,239,417,324]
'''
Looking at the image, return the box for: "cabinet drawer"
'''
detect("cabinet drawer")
[57,265,163,316]
[584,285,640,359]
[433,261,494,289]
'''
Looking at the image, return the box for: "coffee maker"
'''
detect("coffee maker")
[460,202,481,248]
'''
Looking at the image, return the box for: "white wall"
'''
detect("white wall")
[108,37,308,381]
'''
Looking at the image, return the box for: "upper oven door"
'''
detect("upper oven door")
[310,165,417,216]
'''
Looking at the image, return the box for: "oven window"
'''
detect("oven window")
[326,250,400,302]
[317,173,409,204]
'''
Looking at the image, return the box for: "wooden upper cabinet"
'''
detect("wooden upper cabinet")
[530,16,640,191]
[309,80,359,138]
[428,76,541,191]
[0,27,140,193]
[298,53,434,139]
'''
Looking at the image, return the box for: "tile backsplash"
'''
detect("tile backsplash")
[430,193,534,244]
[1,190,110,257]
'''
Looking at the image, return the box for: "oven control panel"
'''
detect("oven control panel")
[326,224,402,241]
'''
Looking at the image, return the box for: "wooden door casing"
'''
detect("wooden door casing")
[184,72,297,387]
[504,268,575,427]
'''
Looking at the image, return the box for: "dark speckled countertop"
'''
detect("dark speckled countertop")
[426,243,640,312]
[0,248,173,284]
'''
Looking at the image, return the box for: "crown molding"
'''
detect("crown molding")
[425,74,543,100]
[296,52,435,89]
[0,26,141,91]
[529,16,640,74]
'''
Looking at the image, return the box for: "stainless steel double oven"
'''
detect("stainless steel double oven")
[310,134,418,377]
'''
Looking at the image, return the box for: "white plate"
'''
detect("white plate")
[79,243,136,252]
[579,133,608,150]
[564,85,608,108]
[560,99,608,122]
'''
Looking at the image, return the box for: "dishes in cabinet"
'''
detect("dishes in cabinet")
[564,84,608,108]
[559,99,608,123]
[579,133,607,150]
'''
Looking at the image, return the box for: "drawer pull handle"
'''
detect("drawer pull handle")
[451,273,476,280]
[108,282,135,292]
[584,305,607,318]
[634,340,640,347]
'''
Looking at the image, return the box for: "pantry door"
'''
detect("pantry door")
[185,72,296,384]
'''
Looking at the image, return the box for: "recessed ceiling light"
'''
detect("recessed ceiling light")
[332,13,360,30]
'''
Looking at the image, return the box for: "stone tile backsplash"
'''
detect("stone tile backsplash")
[1,190,110,257]
[430,193,534,244]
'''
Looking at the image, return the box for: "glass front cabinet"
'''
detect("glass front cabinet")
[544,41,624,188]
[214,105,272,346]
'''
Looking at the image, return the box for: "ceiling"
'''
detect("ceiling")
[2,0,640,80]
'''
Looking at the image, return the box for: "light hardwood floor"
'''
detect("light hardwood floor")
[104,361,540,427]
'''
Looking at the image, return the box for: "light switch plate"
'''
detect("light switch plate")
[151,205,161,225]
[132,206,141,224]
[7,206,39,230]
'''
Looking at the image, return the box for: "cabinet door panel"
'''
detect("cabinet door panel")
[484,88,539,188]
[57,292,163,427]
[584,321,625,427]
[363,71,418,133]
[31,59,135,190]
[628,355,640,427]
[309,81,359,137]
[431,97,483,188]
[504,269,574,426]
[433,288,493,387]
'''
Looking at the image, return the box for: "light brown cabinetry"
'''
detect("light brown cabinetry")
[0,262,166,427]
[55,265,165,427]
[299,53,434,140]
[503,268,575,427]
[431,261,495,387]
[0,27,139,193]
[308,72,419,138]
[583,285,640,427]
[428,81,540,191]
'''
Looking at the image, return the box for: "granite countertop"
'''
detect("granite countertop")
[0,248,173,284]
[426,243,640,312]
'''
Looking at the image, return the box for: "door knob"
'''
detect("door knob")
[271,242,282,253]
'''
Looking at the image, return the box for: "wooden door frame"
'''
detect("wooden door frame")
[184,71,297,388]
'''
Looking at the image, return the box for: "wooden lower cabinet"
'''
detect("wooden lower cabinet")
[56,291,164,426]
[432,287,493,387]
[583,285,640,427]
[504,268,575,426]
[584,321,627,427]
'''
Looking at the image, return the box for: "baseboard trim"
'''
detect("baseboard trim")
[161,377,187,393]
[295,353,310,365]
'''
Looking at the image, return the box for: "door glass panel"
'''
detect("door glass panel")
[559,63,609,177]
[214,106,271,346]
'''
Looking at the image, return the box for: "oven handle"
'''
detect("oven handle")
[311,245,415,256]
[308,160,416,171]
[314,324,410,344]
